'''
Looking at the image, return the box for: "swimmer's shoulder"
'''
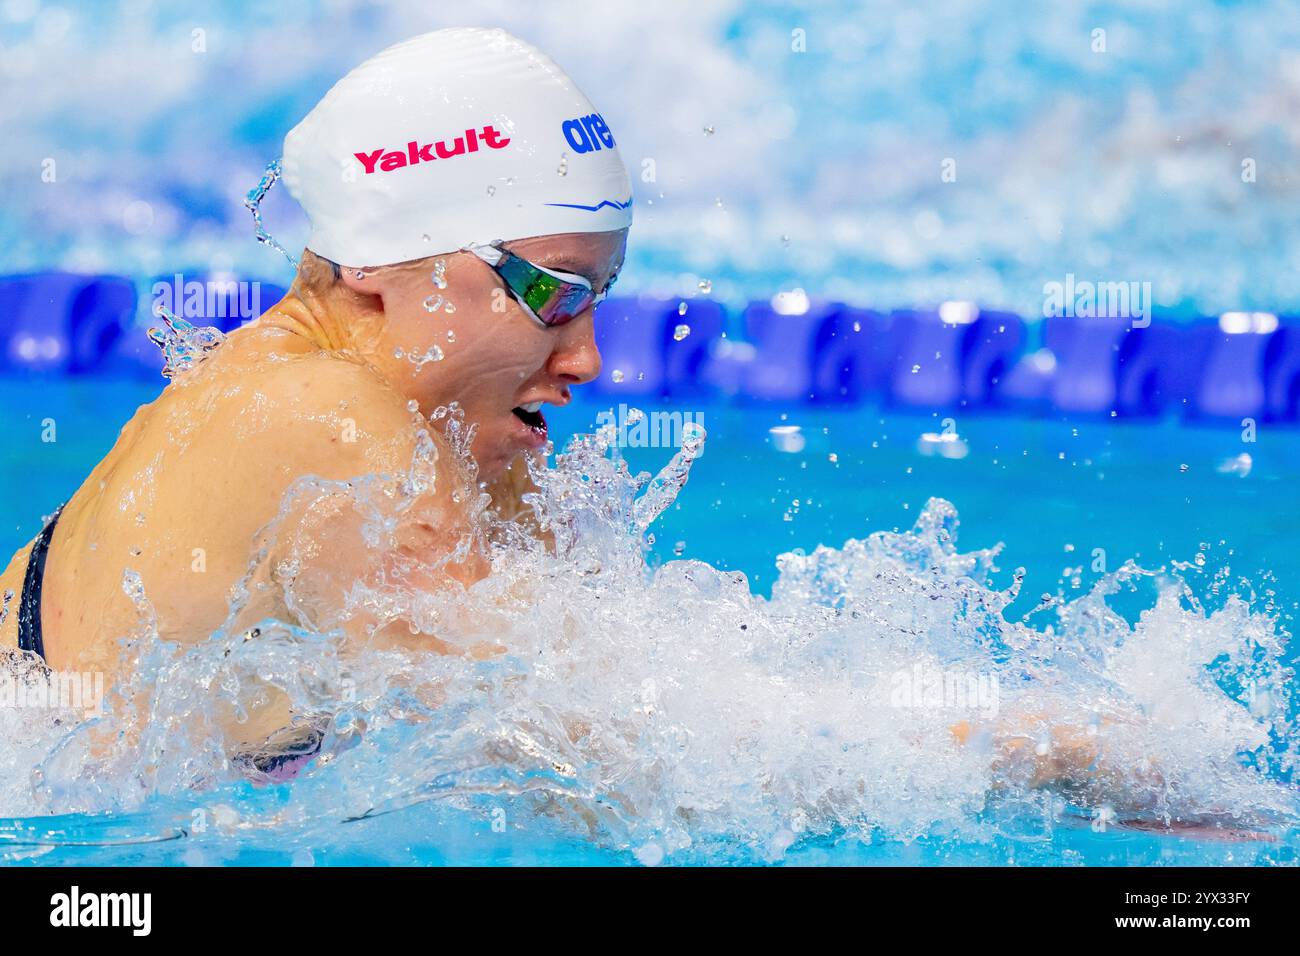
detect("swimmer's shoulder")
[201,343,439,484]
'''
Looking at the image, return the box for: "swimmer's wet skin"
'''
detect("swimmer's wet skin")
[0,27,1189,811]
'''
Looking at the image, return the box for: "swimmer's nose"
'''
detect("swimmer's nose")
[548,314,601,386]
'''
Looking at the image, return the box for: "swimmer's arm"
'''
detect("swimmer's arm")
[951,711,1160,808]
[218,356,491,654]
[140,355,490,773]
[951,716,1097,788]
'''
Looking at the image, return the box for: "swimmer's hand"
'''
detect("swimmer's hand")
[230,713,365,786]
[951,710,1276,839]
[232,717,329,785]
[1111,817,1277,842]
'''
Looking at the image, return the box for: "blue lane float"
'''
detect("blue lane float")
[0,273,135,376]
[811,307,893,404]
[1188,313,1279,422]
[961,309,1025,408]
[1043,314,1132,415]
[1265,319,1300,421]
[660,299,725,400]
[884,304,1029,410]
[997,346,1055,411]
[0,273,1295,425]
[885,307,969,408]
[589,296,669,397]
[1112,322,1200,418]
[736,296,842,403]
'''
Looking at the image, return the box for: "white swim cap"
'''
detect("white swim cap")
[282,27,633,267]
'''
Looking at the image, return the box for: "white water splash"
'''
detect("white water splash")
[1,416,1296,863]
[146,306,225,379]
[242,159,299,270]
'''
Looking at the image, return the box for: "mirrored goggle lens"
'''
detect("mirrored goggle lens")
[497,252,598,327]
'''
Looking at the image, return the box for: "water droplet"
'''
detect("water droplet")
[698,279,712,295]
[242,159,299,269]
[611,369,625,383]
[403,345,444,367]
[673,324,691,341]
[677,302,688,316]
[557,152,568,176]
[423,294,444,313]
[702,125,715,136]
[146,306,225,379]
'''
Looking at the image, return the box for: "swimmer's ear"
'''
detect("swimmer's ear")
[338,267,382,297]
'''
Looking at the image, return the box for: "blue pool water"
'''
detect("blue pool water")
[1,378,1296,865]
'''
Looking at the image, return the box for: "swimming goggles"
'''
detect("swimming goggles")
[468,241,616,327]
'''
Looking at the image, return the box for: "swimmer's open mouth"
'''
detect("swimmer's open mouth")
[511,403,546,432]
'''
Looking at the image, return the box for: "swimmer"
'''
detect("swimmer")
[0,28,1191,818]
[0,27,628,747]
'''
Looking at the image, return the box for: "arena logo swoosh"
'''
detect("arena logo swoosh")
[543,197,634,213]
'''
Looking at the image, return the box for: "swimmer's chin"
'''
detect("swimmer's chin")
[473,434,543,483]
[471,447,516,484]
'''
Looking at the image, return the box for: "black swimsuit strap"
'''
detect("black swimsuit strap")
[17,505,63,661]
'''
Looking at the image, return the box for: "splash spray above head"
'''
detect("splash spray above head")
[282,27,634,268]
